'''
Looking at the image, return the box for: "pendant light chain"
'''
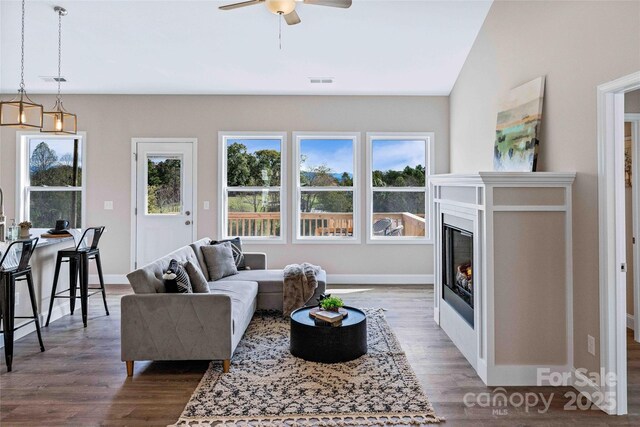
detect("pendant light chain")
[57,8,62,103]
[19,0,25,91]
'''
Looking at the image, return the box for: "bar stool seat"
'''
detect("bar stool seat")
[45,226,109,328]
[0,237,45,372]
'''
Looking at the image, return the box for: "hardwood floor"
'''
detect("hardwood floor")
[1,285,639,426]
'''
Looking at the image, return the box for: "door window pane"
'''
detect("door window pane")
[372,192,426,237]
[372,140,425,187]
[29,191,82,228]
[147,155,182,215]
[300,191,353,237]
[227,139,281,187]
[299,139,354,187]
[29,138,82,186]
[227,191,281,237]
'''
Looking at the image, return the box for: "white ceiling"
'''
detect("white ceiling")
[0,0,492,95]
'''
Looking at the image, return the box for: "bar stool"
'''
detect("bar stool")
[45,226,109,328]
[0,237,45,372]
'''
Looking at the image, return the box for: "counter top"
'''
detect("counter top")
[1,228,75,254]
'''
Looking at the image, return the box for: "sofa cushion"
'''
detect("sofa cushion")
[127,246,200,294]
[202,242,238,281]
[209,280,258,346]
[189,238,213,281]
[162,259,193,293]
[211,237,246,270]
[184,260,209,293]
[216,269,327,295]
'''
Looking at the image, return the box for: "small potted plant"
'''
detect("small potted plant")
[319,295,344,312]
[18,221,32,239]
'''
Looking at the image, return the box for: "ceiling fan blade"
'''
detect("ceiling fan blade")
[284,10,301,25]
[303,0,352,8]
[219,0,263,11]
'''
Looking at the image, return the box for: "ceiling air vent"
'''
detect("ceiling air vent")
[309,77,334,84]
[40,76,67,82]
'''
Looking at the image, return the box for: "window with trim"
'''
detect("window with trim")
[293,133,359,243]
[366,133,433,243]
[219,133,286,242]
[17,134,85,229]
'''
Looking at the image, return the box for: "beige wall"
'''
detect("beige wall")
[448,0,640,375]
[0,95,449,277]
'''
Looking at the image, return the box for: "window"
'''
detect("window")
[366,133,434,243]
[17,134,86,229]
[293,133,359,243]
[219,133,286,242]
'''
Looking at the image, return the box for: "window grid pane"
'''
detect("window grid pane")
[223,137,284,240]
[146,155,182,215]
[300,190,354,237]
[227,190,281,238]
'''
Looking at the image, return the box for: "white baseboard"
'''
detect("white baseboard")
[90,273,433,286]
[0,301,70,349]
[627,313,634,330]
[485,365,571,386]
[571,367,610,413]
[89,274,129,285]
[327,274,433,285]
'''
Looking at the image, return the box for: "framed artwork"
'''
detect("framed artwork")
[494,76,545,172]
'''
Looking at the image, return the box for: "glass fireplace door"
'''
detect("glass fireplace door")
[443,223,474,327]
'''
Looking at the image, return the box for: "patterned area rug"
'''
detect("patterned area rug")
[174,309,442,426]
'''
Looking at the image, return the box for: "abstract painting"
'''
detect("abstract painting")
[494,76,545,171]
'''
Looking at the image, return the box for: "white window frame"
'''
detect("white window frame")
[218,132,287,244]
[16,132,87,229]
[366,132,434,244]
[292,132,360,244]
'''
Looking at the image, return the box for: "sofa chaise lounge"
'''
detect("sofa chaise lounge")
[121,238,326,375]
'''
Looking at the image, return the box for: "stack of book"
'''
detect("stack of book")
[311,309,344,327]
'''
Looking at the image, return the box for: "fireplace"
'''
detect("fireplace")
[442,223,474,327]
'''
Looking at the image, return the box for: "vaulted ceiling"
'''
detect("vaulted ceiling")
[0,0,492,95]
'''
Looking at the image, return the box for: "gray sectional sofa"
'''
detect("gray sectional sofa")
[121,238,326,376]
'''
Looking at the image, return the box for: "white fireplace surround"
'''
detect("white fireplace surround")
[431,172,576,386]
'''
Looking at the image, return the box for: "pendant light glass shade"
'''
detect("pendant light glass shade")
[0,90,43,129]
[42,6,76,134]
[42,99,77,134]
[0,0,43,129]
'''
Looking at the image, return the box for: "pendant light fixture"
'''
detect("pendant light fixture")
[42,6,77,134]
[0,0,43,129]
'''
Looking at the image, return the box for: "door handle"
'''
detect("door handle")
[185,220,191,225]
[185,211,191,216]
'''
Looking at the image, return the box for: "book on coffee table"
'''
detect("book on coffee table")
[312,310,344,323]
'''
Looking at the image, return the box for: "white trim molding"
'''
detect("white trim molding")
[597,71,640,416]
[625,113,640,342]
[327,274,433,285]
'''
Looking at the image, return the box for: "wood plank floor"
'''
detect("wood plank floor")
[1,285,639,426]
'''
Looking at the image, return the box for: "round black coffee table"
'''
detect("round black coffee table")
[290,306,367,363]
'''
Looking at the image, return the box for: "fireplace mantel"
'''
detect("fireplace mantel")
[431,171,576,386]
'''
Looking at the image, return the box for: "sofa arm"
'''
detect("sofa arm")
[121,293,233,363]
[244,252,267,270]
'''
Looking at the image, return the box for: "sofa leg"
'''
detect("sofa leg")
[223,359,230,373]
[126,361,134,377]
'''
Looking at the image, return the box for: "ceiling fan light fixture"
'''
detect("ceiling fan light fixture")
[266,0,296,15]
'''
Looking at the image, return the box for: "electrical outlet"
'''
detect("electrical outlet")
[588,335,596,356]
[104,201,114,210]
[203,201,210,210]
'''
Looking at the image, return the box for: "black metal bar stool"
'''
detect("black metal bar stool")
[45,226,109,328]
[0,237,45,372]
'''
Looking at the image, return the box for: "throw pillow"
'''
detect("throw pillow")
[184,260,209,293]
[162,259,193,293]
[201,242,238,281]
[211,237,246,270]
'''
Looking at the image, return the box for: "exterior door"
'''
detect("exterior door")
[134,140,196,268]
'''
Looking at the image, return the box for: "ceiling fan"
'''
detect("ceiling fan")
[219,0,352,26]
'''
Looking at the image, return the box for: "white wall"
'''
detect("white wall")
[0,95,449,279]
[448,0,640,375]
